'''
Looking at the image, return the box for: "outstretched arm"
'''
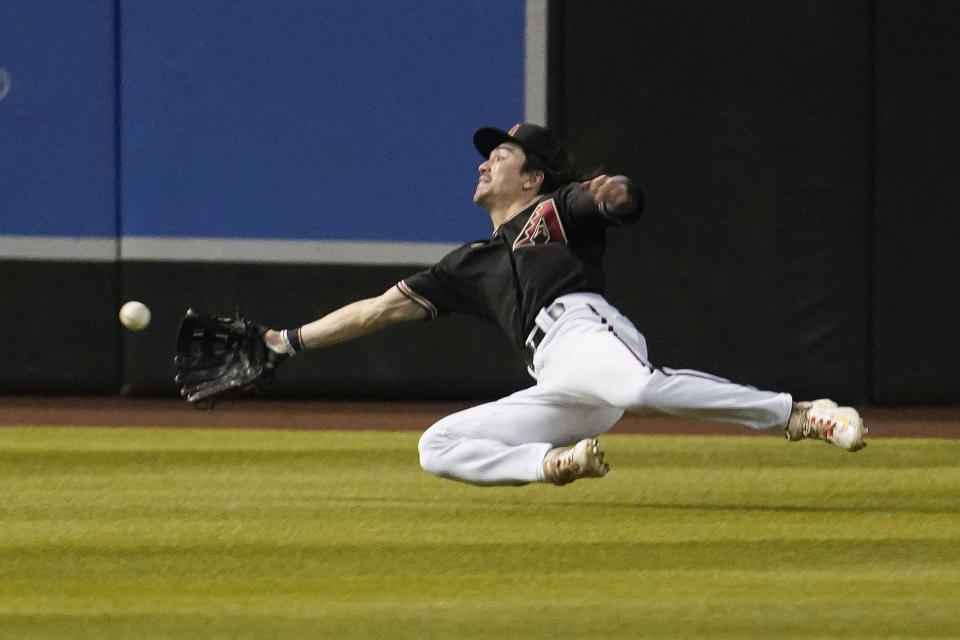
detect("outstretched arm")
[264,284,428,355]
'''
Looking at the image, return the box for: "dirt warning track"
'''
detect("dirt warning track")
[0,395,957,438]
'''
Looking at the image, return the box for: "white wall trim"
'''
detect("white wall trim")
[0,235,457,265]
[121,236,457,265]
[524,0,549,125]
[0,235,118,261]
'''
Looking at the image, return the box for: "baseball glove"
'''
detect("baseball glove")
[174,308,286,404]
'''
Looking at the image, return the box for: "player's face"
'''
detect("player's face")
[474,143,530,208]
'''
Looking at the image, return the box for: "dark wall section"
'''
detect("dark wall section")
[555,1,872,403]
[0,262,120,392]
[872,1,960,403]
[119,262,531,399]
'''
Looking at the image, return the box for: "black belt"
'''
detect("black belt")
[524,302,566,364]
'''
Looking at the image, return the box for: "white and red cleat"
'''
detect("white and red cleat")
[542,438,610,485]
[786,399,867,452]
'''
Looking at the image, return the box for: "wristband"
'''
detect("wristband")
[281,327,305,355]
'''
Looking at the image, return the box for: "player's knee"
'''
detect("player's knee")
[417,426,446,475]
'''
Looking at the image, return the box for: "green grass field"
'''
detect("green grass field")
[1,426,958,639]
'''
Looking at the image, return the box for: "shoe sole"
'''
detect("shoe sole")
[829,408,868,452]
[583,439,610,477]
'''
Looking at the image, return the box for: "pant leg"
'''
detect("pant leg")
[418,386,623,486]
[420,297,792,486]
[533,303,793,430]
[635,367,793,429]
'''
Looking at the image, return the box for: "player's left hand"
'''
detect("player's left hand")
[174,308,287,405]
[581,174,631,214]
[263,329,290,355]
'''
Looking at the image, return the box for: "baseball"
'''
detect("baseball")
[119,301,151,331]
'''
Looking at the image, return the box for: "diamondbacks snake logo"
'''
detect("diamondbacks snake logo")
[512,199,568,249]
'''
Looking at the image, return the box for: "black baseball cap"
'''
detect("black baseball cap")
[473,123,570,172]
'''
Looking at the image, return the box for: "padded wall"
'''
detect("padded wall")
[0,0,531,398]
[119,0,522,244]
[0,1,120,391]
[555,0,872,403]
[872,0,960,403]
[115,0,529,398]
[2,1,958,404]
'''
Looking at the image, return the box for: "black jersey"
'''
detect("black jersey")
[398,181,643,350]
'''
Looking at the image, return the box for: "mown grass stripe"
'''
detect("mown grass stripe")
[1,428,957,639]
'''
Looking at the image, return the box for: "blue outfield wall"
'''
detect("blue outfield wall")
[121,0,523,244]
[0,0,530,396]
[1,0,525,244]
[0,1,117,237]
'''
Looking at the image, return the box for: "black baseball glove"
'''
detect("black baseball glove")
[174,308,286,404]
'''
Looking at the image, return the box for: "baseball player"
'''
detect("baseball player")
[263,123,867,486]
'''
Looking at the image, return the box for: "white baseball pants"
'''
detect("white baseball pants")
[418,293,793,485]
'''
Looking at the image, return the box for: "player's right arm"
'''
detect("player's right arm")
[560,175,644,228]
[580,174,643,220]
[263,284,428,354]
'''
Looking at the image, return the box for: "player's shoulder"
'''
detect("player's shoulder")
[435,238,492,264]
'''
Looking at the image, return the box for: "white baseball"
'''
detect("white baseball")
[119,301,151,331]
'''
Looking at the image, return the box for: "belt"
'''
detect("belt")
[524,302,566,365]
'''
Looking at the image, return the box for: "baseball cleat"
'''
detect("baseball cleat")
[542,438,610,486]
[786,399,868,452]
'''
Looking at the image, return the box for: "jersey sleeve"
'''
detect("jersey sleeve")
[396,276,440,319]
[556,177,644,229]
[396,247,473,319]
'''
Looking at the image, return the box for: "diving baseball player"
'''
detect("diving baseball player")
[263,123,867,486]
